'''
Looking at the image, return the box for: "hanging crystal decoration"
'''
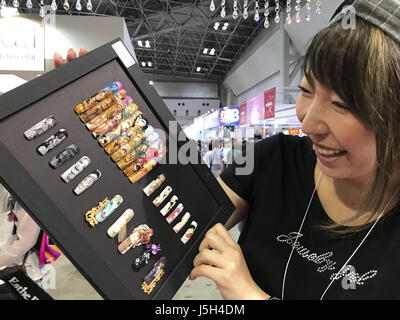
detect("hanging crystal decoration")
[63,0,69,10]
[254,0,260,22]
[286,0,291,24]
[12,0,19,8]
[75,0,81,11]
[26,0,32,8]
[86,0,92,11]
[51,0,57,10]
[220,0,225,17]
[39,0,46,17]
[295,0,301,23]
[209,0,215,12]
[233,0,238,19]
[305,0,311,21]
[274,0,280,24]
[316,0,321,15]
[264,0,270,29]
[243,0,248,19]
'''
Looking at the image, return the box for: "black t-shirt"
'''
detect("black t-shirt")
[220,133,400,299]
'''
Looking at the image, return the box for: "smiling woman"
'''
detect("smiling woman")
[189,0,400,301]
[300,17,400,233]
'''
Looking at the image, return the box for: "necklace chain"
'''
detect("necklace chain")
[281,170,400,300]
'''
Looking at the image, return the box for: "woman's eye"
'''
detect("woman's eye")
[298,85,313,96]
[332,101,350,111]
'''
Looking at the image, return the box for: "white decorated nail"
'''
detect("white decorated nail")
[173,212,191,233]
[73,170,101,195]
[152,186,172,207]
[107,209,134,238]
[166,203,184,224]
[160,195,178,216]
[24,115,56,140]
[61,156,91,183]
[181,221,198,244]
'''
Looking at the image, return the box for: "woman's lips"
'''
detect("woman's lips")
[312,144,347,159]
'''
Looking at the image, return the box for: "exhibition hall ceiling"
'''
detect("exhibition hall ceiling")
[19,0,289,81]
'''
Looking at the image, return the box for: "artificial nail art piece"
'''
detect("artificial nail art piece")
[104,127,144,155]
[143,174,166,197]
[97,116,137,147]
[37,129,68,155]
[74,82,123,115]
[60,156,91,183]
[85,95,131,130]
[85,197,110,227]
[85,195,123,227]
[49,144,80,169]
[181,221,198,244]
[107,208,134,240]
[132,243,161,272]
[73,170,102,195]
[117,143,149,171]
[152,186,172,207]
[173,212,191,233]
[160,195,178,216]
[141,257,167,294]
[24,115,56,140]
[166,203,184,224]
[118,224,153,255]
[79,92,126,123]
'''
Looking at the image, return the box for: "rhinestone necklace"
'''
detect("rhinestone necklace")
[281,169,400,300]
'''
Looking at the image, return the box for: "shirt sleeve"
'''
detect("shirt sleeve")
[0,207,41,268]
[219,142,258,202]
[219,134,285,202]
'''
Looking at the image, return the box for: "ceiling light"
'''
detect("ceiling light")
[210,48,215,55]
[145,40,150,48]
[148,61,152,67]
[203,48,208,54]
[137,40,143,47]
[149,81,154,85]
[224,22,229,27]
[196,67,201,72]
[141,62,146,67]
[222,26,227,30]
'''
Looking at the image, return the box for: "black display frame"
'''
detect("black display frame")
[0,39,235,300]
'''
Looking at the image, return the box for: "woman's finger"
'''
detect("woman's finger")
[193,248,225,269]
[198,230,230,253]
[53,52,64,69]
[189,264,225,283]
[212,223,238,247]
[66,48,77,62]
[78,47,88,57]
[199,223,237,252]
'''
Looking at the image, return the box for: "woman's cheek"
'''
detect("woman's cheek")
[296,97,308,123]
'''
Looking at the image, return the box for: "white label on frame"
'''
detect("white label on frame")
[112,41,136,68]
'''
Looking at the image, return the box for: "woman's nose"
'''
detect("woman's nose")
[299,100,329,137]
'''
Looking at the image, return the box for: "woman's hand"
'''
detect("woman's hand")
[189,223,270,300]
[53,47,88,68]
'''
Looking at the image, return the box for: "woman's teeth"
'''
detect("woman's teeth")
[313,145,346,157]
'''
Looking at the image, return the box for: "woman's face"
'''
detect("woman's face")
[296,76,376,180]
